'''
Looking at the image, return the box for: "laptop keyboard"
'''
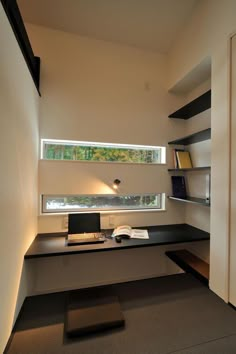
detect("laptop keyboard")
[68,233,102,240]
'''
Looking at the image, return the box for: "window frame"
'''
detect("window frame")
[41,193,165,214]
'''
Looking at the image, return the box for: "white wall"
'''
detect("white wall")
[26,24,188,232]
[2,1,234,348]
[0,4,39,353]
[22,24,211,296]
[167,78,211,234]
[183,82,211,234]
[25,25,187,295]
[168,0,236,301]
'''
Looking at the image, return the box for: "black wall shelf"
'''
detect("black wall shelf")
[1,0,41,94]
[168,196,210,207]
[168,128,211,146]
[165,249,209,285]
[169,90,211,119]
[168,167,211,172]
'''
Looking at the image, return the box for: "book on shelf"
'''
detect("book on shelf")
[172,149,192,169]
[172,149,177,168]
[176,151,192,169]
[171,176,187,198]
[172,149,184,168]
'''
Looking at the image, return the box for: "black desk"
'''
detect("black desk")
[25,224,210,259]
[25,223,210,337]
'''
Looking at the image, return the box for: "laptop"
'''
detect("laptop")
[67,213,105,246]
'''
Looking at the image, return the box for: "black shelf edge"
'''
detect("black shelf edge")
[168,128,211,145]
[168,196,210,207]
[24,224,210,259]
[168,90,211,119]
[165,250,209,285]
[168,166,211,172]
[1,0,41,95]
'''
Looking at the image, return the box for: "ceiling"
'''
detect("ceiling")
[17,0,198,53]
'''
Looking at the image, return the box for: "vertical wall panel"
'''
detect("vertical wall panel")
[229,34,236,306]
[0,4,39,352]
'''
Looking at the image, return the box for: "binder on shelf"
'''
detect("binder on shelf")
[171,176,187,198]
[176,151,192,169]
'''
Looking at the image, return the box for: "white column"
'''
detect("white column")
[229,33,236,306]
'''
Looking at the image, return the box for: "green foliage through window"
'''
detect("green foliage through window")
[42,140,164,164]
[42,194,163,213]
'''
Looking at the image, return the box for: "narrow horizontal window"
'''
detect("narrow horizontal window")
[42,194,164,213]
[41,139,165,164]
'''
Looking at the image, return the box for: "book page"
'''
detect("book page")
[130,229,149,239]
[112,225,132,237]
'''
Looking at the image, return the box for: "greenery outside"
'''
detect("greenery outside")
[43,142,161,164]
[43,194,162,212]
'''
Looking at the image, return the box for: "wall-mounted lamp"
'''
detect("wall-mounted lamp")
[113,179,121,189]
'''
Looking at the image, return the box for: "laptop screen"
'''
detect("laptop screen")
[68,213,101,234]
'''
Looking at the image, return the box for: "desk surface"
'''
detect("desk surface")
[25,224,210,259]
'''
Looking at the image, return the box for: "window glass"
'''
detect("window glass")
[41,139,165,164]
[42,194,164,213]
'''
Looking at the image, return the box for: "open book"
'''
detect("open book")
[112,225,149,239]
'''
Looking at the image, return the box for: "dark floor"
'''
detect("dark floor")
[6,274,236,354]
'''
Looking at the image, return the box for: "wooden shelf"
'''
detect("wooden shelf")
[168,196,210,207]
[165,249,209,285]
[168,128,211,146]
[168,167,211,172]
[168,90,211,119]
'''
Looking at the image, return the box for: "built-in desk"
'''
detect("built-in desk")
[25,224,209,259]
[24,223,210,337]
